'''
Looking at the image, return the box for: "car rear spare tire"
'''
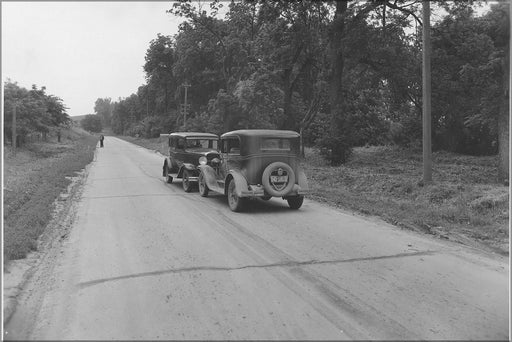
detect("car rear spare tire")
[262,162,295,197]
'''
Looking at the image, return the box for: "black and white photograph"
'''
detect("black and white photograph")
[2,1,510,340]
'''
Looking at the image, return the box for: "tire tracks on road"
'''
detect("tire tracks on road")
[181,196,426,340]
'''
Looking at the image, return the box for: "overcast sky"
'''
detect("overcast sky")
[2,2,494,117]
[2,2,186,116]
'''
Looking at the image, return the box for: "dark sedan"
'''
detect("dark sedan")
[162,132,219,192]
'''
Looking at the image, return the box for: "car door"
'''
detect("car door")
[168,137,180,172]
[174,137,186,170]
[221,136,242,175]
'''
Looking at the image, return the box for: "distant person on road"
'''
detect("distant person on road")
[100,134,104,148]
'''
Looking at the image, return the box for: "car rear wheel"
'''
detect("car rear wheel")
[164,165,173,184]
[287,195,304,209]
[182,170,193,192]
[227,180,245,212]
[198,171,209,197]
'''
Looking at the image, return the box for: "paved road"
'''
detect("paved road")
[4,137,509,340]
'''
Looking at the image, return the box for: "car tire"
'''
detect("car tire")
[198,171,209,197]
[182,169,193,192]
[287,195,304,209]
[164,165,173,184]
[227,180,245,212]
[262,162,295,197]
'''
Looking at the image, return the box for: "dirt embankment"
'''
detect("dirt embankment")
[3,127,99,261]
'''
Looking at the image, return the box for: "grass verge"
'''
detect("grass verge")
[120,135,509,255]
[3,127,98,261]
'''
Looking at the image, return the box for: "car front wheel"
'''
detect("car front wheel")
[198,171,209,197]
[182,170,193,192]
[286,195,304,210]
[164,165,173,184]
[227,180,245,212]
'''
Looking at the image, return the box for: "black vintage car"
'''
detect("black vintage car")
[162,132,219,192]
[197,129,310,211]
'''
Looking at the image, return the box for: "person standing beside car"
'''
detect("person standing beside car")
[100,134,104,148]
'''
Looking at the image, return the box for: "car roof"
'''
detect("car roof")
[221,129,300,139]
[168,132,218,138]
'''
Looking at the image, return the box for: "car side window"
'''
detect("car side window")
[222,138,240,155]
[177,138,185,150]
[169,137,177,149]
[231,139,240,153]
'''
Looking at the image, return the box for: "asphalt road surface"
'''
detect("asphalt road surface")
[4,137,509,340]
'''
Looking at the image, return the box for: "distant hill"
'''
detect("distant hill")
[70,115,89,122]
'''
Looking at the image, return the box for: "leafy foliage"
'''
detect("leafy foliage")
[94,98,113,127]
[3,80,71,145]
[80,114,103,133]
[106,1,508,172]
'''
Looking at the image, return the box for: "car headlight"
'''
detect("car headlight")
[199,156,207,165]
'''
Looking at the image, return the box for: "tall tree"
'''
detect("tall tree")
[94,98,113,127]
[4,80,70,144]
[144,34,177,116]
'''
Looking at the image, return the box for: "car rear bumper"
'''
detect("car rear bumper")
[241,184,265,197]
[240,184,310,197]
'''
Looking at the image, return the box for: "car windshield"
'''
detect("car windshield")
[260,138,292,152]
[185,138,218,151]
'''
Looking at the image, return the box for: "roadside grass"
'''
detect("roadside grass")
[3,127,98,261]
[303,145,509,255]
[120,136,509,255]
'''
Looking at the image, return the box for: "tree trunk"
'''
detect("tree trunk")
[498,37,509,185]
[497,97,509,184]
[282,81,294,130]
[300,127,304,157]
[324,1,349,165]
[328,1,348,113]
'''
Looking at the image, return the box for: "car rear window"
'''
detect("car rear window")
[185,138,218,150]
[260,138,291,151]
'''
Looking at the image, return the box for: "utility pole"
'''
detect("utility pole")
[422,1,432,183]
[12,102,17,155]
[182,82,191,130]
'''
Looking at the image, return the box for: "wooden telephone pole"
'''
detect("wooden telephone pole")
[422,1,432,183]
[181,83,191,130]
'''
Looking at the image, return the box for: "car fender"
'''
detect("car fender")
[178,163,197,178]
[226,170,249,197]
[164,157,180,172]
[182,163,196,171]
[163,157,173,176]
[197,165,218,190]
[297,168,309,190]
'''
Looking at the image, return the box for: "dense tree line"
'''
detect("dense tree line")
[3,80,70,146]
[80,114,103,133]
[103,1,509,176]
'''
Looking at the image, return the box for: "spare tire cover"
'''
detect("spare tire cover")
[262,162,295,197]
